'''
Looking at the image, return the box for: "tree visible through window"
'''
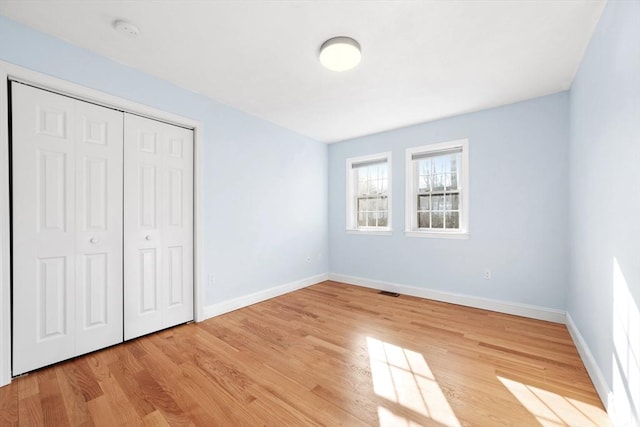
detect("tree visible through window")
[416,152,461,230]
[356,162,388,228]
[346,152,392,232]
[405,140,468,238]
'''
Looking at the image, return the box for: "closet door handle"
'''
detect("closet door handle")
[145,235,152,241]
[89,237,98,244]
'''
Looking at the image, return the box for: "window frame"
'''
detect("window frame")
[405,139,469,239]
[345,151,392,235]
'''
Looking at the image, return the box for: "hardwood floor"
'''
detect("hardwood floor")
[2,281,609,426]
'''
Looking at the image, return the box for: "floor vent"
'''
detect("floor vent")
[379,290,400,297]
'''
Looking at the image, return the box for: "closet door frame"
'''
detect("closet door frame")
[0,61,205,387]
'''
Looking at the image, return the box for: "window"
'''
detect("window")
[346,152,392,234]
[405,139,468,238]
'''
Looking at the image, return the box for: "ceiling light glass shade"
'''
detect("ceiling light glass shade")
[319,37,361,72]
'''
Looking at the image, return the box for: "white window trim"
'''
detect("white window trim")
[346,151,392,234]
[405,139,469,239]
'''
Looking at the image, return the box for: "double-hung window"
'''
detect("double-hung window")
[405,139,468,238]
[346,152,392,234]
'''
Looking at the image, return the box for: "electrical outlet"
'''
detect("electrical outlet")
[483,269,492,280]
[208,273,216,287]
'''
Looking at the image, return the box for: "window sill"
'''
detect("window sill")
[404,230,469,239]
[346,229,392,236]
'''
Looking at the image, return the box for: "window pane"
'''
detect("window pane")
[418,195,430,211]
[357,213,366,227]
[379,179,386,195]
[418,212,430,228]
[357,198,366,213]
[432,174,445,191]
[419,158,430,175]
[432,195,444,210]
[350,155,390,230]
[449,172,459,190]
[444,172,452,189]
[378,197,388,211]
[367,212,376,227]
[418,174,431,193]
[445,212,459,229]
[357,173,367,195]
[432,212,444,228]
[369,198,376,211]
[378,212,388,227]
[418,159,430,192]
[368,179,378,194]
[355,163,389,198]
[409,146,464,233]
[365,175,372,194]
[432,156,445,174]
[366,165,375,181]
[445,194,458,211]
[451,154,460,190]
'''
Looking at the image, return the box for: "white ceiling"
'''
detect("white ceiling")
[0,0,605,143]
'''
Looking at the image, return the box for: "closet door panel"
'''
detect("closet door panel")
[12,83,124,375]
[74,100,124,354]
[124,114,163,339]
[162,126,194,328]
[124,114,193,340]
[12,83,77,375]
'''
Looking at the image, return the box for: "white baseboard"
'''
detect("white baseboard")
[565,313,616,418]
[202,273,329,319]
[201,272,624,423]
[328,273,566,323]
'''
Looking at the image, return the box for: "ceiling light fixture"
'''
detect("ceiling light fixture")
[113,20,140,38]
[319,36,361,72]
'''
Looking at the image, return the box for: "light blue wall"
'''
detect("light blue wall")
[329,92,570,309]
[4,6,639,421]
[568,0,640,425]
[0,16,328,305]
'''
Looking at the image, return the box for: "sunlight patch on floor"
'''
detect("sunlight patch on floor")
[367,336,461,427]
[497,376,609,427]
[377,406,424,427]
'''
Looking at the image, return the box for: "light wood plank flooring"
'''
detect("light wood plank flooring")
[1,281,610,426]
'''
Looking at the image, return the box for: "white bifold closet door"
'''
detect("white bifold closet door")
[12,83,124,375]
[123,113,193,340]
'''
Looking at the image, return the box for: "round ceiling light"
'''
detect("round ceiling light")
[319,37,361,72]
[113,20,140,38]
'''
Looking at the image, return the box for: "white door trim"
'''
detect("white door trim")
[0,60,206,386]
